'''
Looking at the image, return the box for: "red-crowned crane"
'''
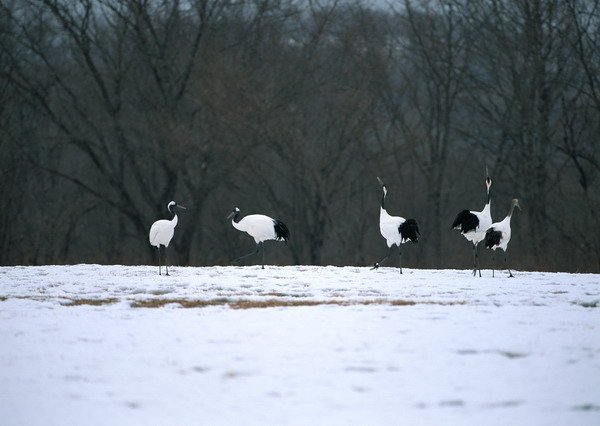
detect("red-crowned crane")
[485,198,521,277]
[149,201,186,275]
[372,177,420,273]
[227,207,290,269]
[451,173,492,277]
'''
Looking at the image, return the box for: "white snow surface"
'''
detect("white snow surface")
[1,265,599,425]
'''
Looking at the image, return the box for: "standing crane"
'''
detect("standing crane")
[149,201,186,275]
[227,207,289,269]
[372,177,420,273]
[485,199,521,277]
[451,171,492,277]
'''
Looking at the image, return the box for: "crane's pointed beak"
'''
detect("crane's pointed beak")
[226,211,235,220]
[377,176,384,186]
[177,204,187,210]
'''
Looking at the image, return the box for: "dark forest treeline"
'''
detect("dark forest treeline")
[1,0,599,272]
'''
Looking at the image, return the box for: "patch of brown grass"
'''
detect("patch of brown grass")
[130,298,230,308]
[62,298,119,306]
[130,298,467,309]
[229,299,325,309]
[388,299,417,306]
[261,292,289,297]
[424,300,467,306]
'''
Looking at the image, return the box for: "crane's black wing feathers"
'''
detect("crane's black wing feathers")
[273,219,290,244]
[484,228,502,249]
[452,210,479,234]
[399,219,420,243]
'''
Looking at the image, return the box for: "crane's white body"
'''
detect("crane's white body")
[463,203,492,245]
[232,214,278,243]
[487,216,512,251]
[149,213,178,247]
[486,199,520,253]
[149,201,185,275]
[380,208,408,247]
[453,177,493,245]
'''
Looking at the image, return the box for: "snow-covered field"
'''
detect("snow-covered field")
[1,265,599,425]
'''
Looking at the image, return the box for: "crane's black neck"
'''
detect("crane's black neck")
[232,210,241,223]
[168,205,176,219]
[381,187,387,209]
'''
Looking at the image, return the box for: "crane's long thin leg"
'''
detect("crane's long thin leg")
[505,252,513,278]
[472,244,477,276]
[399,246,403,274]
[165,248,169,276]
[261,244,265,270]
[372,247,392,270]
[233,243,261,264]
[492,251,496,278]
[476,244,482,277]
[157,246,161,275]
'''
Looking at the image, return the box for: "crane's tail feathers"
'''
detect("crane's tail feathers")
[452,210,479,234]
[484,228,502,249]
[399,219,420,243]
[273,219,290,244]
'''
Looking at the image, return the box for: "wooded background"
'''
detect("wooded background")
[1,0,599,272]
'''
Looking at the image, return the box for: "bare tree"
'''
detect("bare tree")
[381,0,470,266]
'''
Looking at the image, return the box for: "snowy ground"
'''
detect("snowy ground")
[1,265,599,425]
